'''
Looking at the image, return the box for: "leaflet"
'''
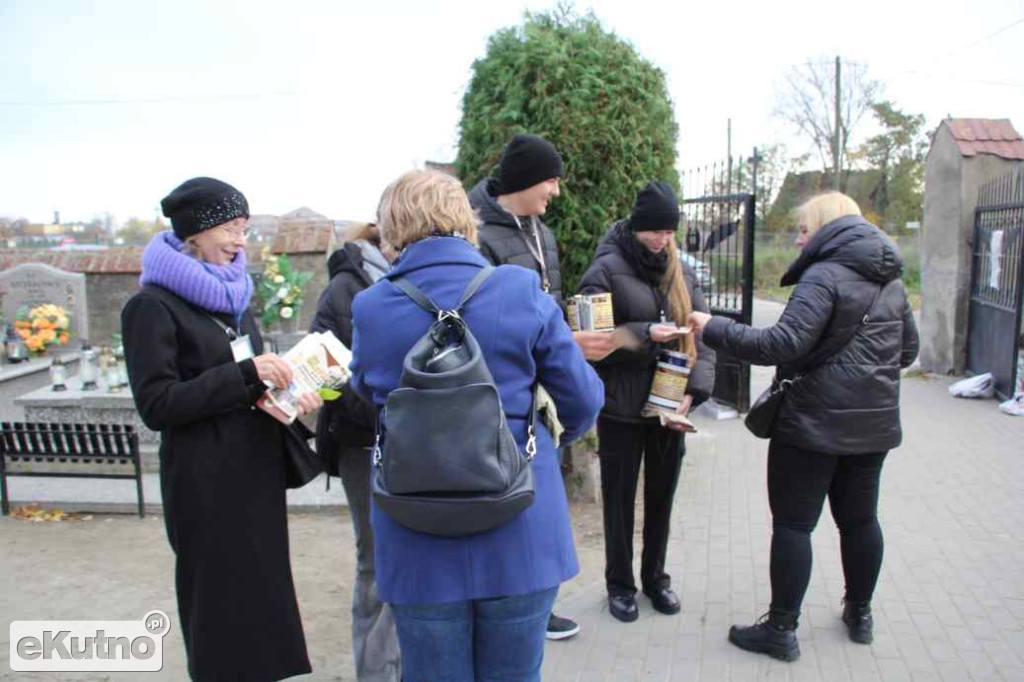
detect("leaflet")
[257,331,352,425]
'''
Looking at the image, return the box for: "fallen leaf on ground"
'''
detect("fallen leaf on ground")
[10,505,93,522]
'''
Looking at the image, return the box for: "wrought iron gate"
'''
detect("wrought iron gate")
[680,154,757,411]
[967,169,1024,400]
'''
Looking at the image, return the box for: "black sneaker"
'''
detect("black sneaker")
[545,613,580,640]
[728,612,800,662]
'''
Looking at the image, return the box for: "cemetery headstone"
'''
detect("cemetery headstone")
[0,264,89,352]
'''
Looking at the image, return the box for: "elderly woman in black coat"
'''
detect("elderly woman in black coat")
[122,177,321,681]
[689,192,919,662]
[577,181,716,624]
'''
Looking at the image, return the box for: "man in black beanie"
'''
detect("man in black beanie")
[468,133,566,307]
[468,134,592,642]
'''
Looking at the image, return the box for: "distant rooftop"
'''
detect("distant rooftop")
[0,248,143,274]
[271,208,334,254]
[425,160,457,177]
[943,118,1024,160]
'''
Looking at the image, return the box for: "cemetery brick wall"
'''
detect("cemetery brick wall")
[0,245,334,346]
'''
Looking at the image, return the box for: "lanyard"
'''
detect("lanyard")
[205,312,239,340]
[510,214,551,292]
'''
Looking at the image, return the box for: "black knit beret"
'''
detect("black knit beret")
[496,134,564,194]
[160,177,249,240]
[628,181,680,232]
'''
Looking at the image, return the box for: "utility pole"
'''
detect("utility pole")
[727,118,733,194]
[834,56,842,190]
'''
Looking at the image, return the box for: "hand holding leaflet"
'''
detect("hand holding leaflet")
[257,331,352,424]
[649,323,692,343]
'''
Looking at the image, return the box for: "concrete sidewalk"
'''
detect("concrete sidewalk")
[541,371,1024,682]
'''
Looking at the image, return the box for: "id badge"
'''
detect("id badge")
[231,335,255,362]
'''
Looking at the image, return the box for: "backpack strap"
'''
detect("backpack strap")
[390,278,440,315]
[455,267,496,311]
[391,267,496,317]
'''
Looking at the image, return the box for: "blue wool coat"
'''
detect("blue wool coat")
[349,236,604,605]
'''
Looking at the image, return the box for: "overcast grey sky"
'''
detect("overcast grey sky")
[2,0,1022,226]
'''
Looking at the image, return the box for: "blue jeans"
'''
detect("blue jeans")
[390,587,558,682]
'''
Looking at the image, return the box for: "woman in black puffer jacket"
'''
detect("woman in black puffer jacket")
[310,223,401,682]
[577,181,716,624]
[689,192,919,662]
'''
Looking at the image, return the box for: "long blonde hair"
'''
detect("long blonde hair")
[664,239,697,359]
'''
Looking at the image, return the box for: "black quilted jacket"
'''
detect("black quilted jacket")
[577,222,717,423]
[469,179,565,308]
[703,215,920,454]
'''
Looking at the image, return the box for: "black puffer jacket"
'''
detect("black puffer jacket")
[310,242,384,468]
[703,215,920,454]
[577,222,716,423]
[468,179,564,307]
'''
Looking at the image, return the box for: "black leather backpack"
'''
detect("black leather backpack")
[371,267,536,537]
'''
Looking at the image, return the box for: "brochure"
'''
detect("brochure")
[257,331,352,425]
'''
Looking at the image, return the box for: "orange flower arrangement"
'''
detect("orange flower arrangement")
[16,304,72,355]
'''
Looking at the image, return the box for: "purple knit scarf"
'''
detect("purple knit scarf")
[140,231,253,320]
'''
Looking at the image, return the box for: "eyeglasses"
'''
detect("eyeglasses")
[218,223,252,240]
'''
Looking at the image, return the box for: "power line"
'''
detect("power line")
[794,16,1024,76]
[893,71,1024,89]
[919,16,1024,66]
[0,91,305,108]
[961,16,1024,51]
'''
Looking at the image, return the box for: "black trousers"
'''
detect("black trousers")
[767,440,888,615]
[597,417,684,598]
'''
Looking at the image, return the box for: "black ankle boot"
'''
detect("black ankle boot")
[842,600,873,644]
[728,611,800,662]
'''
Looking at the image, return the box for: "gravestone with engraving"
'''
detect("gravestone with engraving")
[0,264,89,353]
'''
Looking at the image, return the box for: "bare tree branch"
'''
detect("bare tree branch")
[774,59,882,175]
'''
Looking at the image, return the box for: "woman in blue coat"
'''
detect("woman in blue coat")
[349,170,604,682]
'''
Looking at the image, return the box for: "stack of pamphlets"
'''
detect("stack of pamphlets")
[257,331,352,425]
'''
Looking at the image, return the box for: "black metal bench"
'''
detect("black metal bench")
[0,422,144,518]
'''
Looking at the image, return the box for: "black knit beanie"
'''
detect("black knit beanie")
[160,177,249,241]
[628,181,680,232]
[496,134,564,194]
